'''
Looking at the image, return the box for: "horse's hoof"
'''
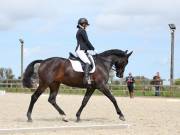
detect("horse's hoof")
[76,117,80,122]
[119,116,126,121]
[27,119,33,122]
[62,115,68,122]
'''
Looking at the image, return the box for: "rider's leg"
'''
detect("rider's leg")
[76,50,91,64]
[76,50,91,85]
[84,63,91,84]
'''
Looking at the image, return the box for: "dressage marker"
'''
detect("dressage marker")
[166,99,180,102]
[0,124,130,134]
[0,90,5,96]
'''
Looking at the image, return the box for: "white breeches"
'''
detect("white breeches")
[76,46,91,64]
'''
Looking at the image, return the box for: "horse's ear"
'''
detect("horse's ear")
[124,50,128,54]
[127,51,133,58]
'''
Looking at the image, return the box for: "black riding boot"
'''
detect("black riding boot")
[84,63,91,86]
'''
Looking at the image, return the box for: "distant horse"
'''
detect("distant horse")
[23,49,132,122]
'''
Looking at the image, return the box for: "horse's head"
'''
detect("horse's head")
[98,49,133,78]
[115,51,133,78]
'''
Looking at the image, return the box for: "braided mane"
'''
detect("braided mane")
[98,49,126,57]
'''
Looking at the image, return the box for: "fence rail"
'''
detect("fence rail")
[0,82,180,97]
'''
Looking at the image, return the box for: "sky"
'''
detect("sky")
[0,0,179,84]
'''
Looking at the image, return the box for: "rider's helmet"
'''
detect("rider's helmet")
[77,18,90,27]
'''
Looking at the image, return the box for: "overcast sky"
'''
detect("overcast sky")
[0,0,179,83]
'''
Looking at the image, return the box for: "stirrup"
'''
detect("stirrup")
[83,75,91,86]
[87,77,91,84]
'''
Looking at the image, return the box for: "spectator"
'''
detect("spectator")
[126,73,135,98]
[153,72,162,96]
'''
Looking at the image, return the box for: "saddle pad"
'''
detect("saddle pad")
[69,55,95,73]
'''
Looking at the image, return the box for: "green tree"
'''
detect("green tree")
[134,76,151,85]
[175,78,180,85]
[0,68,5,80]
[0,67,14,80]
[5,68,14,79]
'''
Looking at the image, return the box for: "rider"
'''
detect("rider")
[75,18,95,86]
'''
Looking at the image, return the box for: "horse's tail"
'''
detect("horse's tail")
[23,60,43,88]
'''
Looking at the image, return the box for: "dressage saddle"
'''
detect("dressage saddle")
[69,52,93,71]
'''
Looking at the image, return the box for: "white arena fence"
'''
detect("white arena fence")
[0,80,180,97]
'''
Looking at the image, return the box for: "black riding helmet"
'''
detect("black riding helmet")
[77,18,89,28]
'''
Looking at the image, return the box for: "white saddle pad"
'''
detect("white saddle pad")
[69,55,95,73]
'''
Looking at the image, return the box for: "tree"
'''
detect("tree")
[0,67,14,80]
[134,76,151,85]
[175,78,180,85]
[5,68,14,79]
[0,68,5,80]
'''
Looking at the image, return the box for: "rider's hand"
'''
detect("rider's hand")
[94,50,98,54]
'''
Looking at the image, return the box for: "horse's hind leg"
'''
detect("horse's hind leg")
[27,84,47,122]
[48,82,67,122]
[76,88,95,122]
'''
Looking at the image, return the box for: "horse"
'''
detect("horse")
[23,49,133,122]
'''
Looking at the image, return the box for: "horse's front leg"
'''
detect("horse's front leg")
[76,88,95,122]
[99,84,125,121]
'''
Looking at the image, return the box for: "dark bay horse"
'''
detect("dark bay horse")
[23,49,132,122]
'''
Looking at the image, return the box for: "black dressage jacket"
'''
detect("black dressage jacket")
[75,27,95,51]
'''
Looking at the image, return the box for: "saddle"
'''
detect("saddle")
[69,53,83,62]
[68,52,95,73]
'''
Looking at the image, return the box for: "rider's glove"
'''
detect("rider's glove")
[94,50,98,54]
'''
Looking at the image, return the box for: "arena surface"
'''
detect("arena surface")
[0,93,180,135]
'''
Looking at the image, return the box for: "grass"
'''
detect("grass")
[1,87,180,98]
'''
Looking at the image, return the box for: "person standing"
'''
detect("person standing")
[153,72,162,96]
[126,73,135,98]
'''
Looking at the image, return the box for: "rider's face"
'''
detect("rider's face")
[82,23,88,29]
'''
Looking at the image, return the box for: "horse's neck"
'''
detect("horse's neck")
[97,55,115,72]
